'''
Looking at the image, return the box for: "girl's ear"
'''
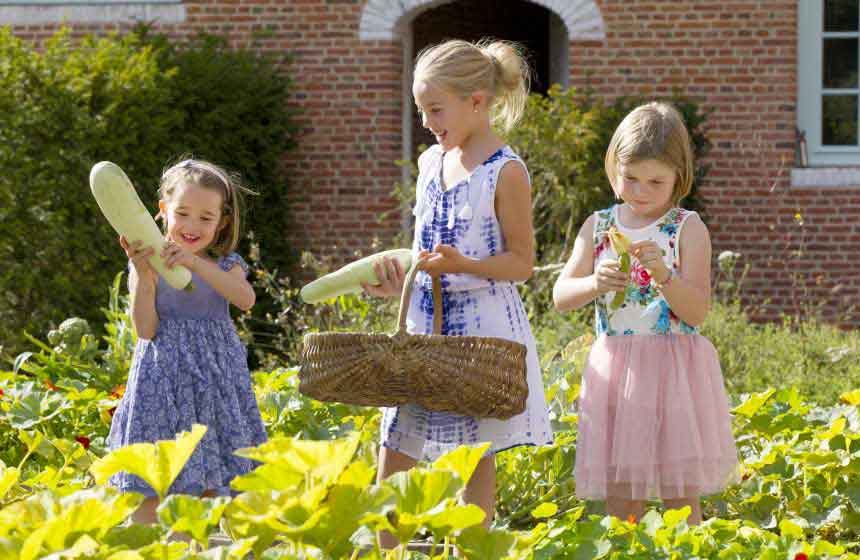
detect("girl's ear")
[217,214,231,232]
[471,91,487,113]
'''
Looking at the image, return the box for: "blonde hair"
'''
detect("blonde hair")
[159,157,255,256]
[604,102,695,204]
[413,38,531,133]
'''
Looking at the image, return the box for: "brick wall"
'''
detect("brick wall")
[6,0,858,324]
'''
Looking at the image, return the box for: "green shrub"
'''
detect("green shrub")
[0,27,296,355]
[701,302,860,404]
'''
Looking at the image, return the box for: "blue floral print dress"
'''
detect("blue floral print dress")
[107,253,267,497]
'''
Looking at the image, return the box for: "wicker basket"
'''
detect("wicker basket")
[298,257,529,419]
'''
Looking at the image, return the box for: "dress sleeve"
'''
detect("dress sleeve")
[219,252,250,276]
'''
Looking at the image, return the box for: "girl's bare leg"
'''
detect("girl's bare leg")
[606,497,645,523]
[463,455,496,529]
[132,496,159,525]
[376,446,419,550]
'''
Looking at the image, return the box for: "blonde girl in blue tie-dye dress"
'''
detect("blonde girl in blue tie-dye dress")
[362,39,553,545]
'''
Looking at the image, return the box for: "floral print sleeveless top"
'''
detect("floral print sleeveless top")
[593,204,699,337]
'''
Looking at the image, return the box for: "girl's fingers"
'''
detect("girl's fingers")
[378,260,397,287]
[391,260,404,284]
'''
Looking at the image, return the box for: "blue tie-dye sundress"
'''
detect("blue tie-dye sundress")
[380,144,554,461]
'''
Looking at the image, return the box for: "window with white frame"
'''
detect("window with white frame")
[798,0,860,174]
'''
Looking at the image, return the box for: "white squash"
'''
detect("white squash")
[90,161,193,291]
[300,248,412,304]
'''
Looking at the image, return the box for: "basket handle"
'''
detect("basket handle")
[396,254,443,335]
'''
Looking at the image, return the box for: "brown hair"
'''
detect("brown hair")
[604,102,694,204]
[159,157,255,256]
[413,38,532,133]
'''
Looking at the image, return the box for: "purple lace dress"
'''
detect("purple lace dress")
[107,253,267,497]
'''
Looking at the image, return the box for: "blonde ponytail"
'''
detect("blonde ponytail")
[479,40,530,132]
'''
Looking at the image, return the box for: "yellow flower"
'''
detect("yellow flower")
[607,226,632,255]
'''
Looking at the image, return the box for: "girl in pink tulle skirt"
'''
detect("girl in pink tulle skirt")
[552,102,740,524]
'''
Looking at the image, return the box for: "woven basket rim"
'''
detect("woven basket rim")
[302,330,527,349]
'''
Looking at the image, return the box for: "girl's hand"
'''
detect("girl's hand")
[161,239,198,271]
[593,259,628,295]
[120,236,157,285]
[361,256,406,298]
[419,244,469,277]
[629,240,670,283]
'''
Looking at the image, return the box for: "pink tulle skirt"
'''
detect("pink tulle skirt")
[574,333,740,500]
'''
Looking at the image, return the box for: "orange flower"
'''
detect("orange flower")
[627,514,637,524]
[110,385,126,399]
[44,379,58,391]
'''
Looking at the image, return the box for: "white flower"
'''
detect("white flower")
[717,250,741,272]
[718,250,741,263]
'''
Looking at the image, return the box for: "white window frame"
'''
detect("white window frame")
[798,0,860,168]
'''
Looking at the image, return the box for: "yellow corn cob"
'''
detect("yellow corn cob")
[607,226,631,309]
[607,225,632,254]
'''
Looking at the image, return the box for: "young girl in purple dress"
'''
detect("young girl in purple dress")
[108,158,267,524]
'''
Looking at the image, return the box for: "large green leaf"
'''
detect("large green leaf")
[233,433,358,485]
[224,491,293,559]
[840,389,860,406]
[379,468,463,544]
[386,469,461,516]
[89,424,207,499]
[0,466,19,501]
[196,538,257,560]
[157,494,230,547]
[662,507,690,530]
[293,463,392,556]
[456,525,517,559]
[530,502,558,519]
[9,487,142,559]
[425,503,485,539]
[4,383,70,429]
[102,523,162,550]
[733,389,776,418]
[431,443,490,486]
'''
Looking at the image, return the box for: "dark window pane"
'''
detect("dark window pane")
[822,95,858,145]
[823,38,859,88]
[825,0,859,31]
